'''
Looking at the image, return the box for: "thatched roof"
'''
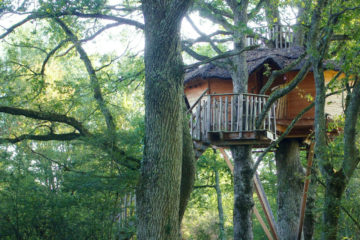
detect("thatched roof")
[184,47,340,84]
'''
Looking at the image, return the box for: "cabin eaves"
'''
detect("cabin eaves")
[184,47,340,84]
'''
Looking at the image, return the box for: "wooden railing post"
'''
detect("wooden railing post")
[258,97,262,130]
[201,101,205,139]
[270,103,276,137]
[253,97,257,130]
[238,94,243,134]
[225,96,228,131]
[249,96,253,130]
[245,95,249,131]
[207,95,211,133]
[190,113,193,137]
[219,96,222,131]
[196,103,201,140]
[231,96,234,131]
[189,93,277,141]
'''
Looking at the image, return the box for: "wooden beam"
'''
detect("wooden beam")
[207,95,211,132]
[217,147,275,240]
[297,142,315,240]
[187,88,209,113]
[254,207,274,240]
[218,147,233,173]
[253,173,279,240]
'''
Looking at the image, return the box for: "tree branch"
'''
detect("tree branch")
[184,45,259,70]
[27,146,126,178]
[0,14,37,39]
[253,101,315,173]
[56,11,145,29]
[0,105,90,135]
[342,77,360,179]
[41,22,123,75]
[259,52,307,94]
[41,39,71,75]
[256,60,312,129]
[253,89,344,173]
[185,15,223,55]
[0,11,144,40]
[54,18,117,135]
[194,185,216,189]
[182,30,232,46]
[0,132,81,144]
[0,107,140,170]
[2,39,48,54]
[248,0,266,19]
[182,43,209,61]
[315,177,360,232]
[194,3,233,32]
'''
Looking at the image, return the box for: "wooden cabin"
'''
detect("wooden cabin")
[185,47,342,147]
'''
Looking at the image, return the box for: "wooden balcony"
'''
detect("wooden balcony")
[247,25,294,49]
[190,93,277,146]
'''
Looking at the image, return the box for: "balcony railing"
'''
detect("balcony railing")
[190,93,277,145]
[247,25,294,49]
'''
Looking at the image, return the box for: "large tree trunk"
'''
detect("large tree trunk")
[179,103,197,224]
[137,1,191,239]
[312,58,345,240]
[319,78,360,240]
[303,160,318,240]
[231,146,254,240]
[321,172,346,240]
[227,1,254,239]
[275,139,304,240]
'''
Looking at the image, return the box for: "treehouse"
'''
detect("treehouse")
[185,46,342,147]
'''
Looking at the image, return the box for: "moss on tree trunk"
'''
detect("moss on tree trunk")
[275,139,304,240]
[137,1,191,239]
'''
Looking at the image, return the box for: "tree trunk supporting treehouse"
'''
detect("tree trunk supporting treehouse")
[275,139,304,240]
[218,148,279,240]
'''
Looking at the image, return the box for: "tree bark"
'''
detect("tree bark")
[293,1,309,47]
[137,1,191,239]
[214,167,226,240]
[275,139,304,240]
[231,146,254,240]
[179,103,196,224]
[320,78,360,240]
[303,159,318,240]
[321,172,346,240]
[227,1,255,239]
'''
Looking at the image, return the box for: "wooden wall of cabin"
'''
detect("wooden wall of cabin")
[209,78,233,95]
[278,70,343,120]
[324,70,345,117]
[184,69,266,108]
[185,78,209,107]
[284,71,315,120]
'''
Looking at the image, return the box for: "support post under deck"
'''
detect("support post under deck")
[297,142,315,240]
